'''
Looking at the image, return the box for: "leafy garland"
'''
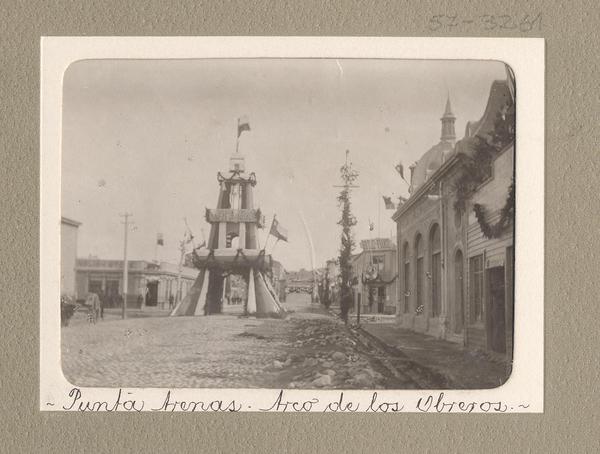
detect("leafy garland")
[453,99,515,214]
[453,143,495,213]
[473,179,515,239]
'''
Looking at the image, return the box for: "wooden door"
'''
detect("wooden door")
[146,281,158,307]
[487,266,506,353]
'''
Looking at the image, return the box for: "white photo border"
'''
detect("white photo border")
[40,37,544,413]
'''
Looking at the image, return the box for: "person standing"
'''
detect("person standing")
[98,290,105,320]
[92,293,101,323]
[169,293,174,310]
[86,292,100,324]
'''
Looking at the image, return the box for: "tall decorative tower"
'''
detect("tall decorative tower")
[170,151,285,317]
[440,96,456,145]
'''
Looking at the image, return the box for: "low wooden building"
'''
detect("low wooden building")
[75,258,198,309]
[456,78,515,357]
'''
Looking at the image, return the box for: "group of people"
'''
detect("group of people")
[81,290,177,325]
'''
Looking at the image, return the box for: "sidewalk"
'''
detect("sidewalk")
[360,323,512,389]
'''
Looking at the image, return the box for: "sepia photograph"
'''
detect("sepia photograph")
[58,56,515,390]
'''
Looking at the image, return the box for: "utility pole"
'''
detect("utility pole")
[299,211,318,304]
[177,239,185,304]
[120,212,133,319]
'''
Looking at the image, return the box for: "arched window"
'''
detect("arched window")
[403,242,410,313]
[226,232,239,249]
[454,249,464,333]
[430,224,441,317]
[415,234,424,314]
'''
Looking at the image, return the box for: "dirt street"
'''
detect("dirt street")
[62,293,420,389]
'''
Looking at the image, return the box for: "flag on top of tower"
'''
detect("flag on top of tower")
[382,195,395,210]
[269,215,288,242]
[237,116,251,137]
[156,232,164,246]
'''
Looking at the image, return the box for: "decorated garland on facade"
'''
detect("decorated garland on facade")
[472,179,515,239]
[452,99,515,214]
[453,143,494,213]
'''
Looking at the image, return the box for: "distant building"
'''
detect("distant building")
[75,258,198,308]
[287,268,315,293]
[351,238,398,315]
[393,78,514,360]
[61,217,81,297]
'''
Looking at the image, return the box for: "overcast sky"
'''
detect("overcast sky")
[62,58,506,271]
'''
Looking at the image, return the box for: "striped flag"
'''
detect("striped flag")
[395,161,408,183]
[237,116,251,137]
[269,216,288,242]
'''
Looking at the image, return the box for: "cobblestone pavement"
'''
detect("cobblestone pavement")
[61,294,418,389]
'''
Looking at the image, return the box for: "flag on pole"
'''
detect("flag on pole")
[269,216,288,242]
[369,220,375,231]
[183,228,194,245]
[395,162,408,183]
[237,116,251,137]
[156,233,164,246]
[382,195,395,210]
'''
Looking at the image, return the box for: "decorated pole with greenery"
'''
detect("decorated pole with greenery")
[334,150,359,324]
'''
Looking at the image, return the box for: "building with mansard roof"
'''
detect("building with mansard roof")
[457,79,514,359]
